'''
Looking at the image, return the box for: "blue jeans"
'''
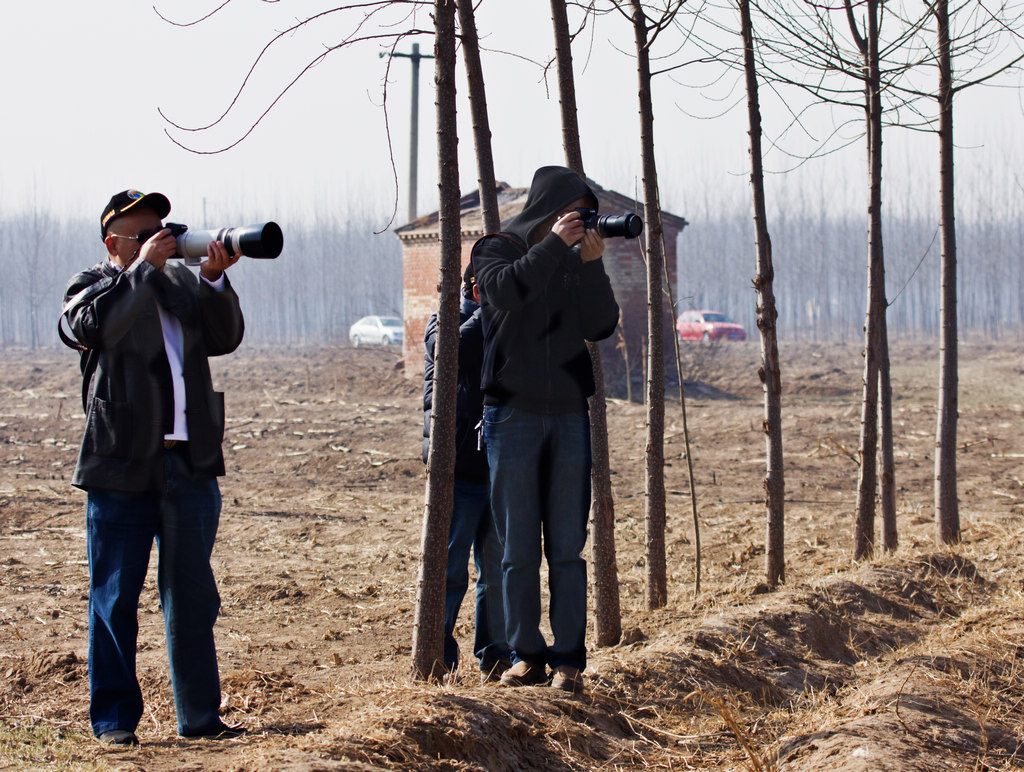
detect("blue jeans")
[444,478,509,671]
[86,446,223,737]
[483,406,591,671]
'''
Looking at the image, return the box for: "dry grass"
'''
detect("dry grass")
[2,341,1023,770]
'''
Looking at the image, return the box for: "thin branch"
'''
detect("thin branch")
[159,5,421,133]
[153,0,236,27]
[951,51,1024,94]
[888,225,940,307]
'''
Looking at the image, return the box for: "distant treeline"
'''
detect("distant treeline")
[679,205,1024,343]
[1,203,1021,349]
[1,210,402,349]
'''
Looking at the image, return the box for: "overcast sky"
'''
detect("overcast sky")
[2,1,1022,230]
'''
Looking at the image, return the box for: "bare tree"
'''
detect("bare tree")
[606,0,703,601]
[411,0,460,681]
[738,0,785,588]
[932,0,958,546]
[845,0,888,562]
[910,0,1024,545]
[549,0,622,647]
[662,238,703,595]
[615,0,687,609]
[739,0,1022,552]
[732,0,935,561]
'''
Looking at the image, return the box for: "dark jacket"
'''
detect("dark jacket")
[61,258,244,492]
[422,296,488,482]
[472,166,619,414]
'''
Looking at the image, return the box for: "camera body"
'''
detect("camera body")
[574,208,644,239]
[136,222,283,266]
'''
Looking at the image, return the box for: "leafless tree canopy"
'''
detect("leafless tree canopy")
[4,1,1022,354]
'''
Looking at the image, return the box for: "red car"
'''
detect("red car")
[676,310,747,342]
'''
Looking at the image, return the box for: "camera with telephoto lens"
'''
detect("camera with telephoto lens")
[136,222,284,266]
[573,208,644,239]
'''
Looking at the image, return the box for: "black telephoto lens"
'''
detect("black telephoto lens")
[596,214,643,239]
[226,222,283,258]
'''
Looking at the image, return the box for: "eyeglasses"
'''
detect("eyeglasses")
[108,232,142,242]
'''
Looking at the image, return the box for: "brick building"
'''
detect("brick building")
[396,179,687,395]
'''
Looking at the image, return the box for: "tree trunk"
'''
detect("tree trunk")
[934,0,960,544]
[628,0,668,610]
[739,0,785,589]
[851,0,886,562]
[411,0,460,682]
[663,239,702,595]
[879,311,898,552]
[456,0,499,234]
[867,3,897,555]
[549,0,621,646]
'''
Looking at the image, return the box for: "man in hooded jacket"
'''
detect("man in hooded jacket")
[473,166,619,692]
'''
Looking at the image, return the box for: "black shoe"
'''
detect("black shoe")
[181,722,246,739]
[480,657,513,683]
[97,729,139,746]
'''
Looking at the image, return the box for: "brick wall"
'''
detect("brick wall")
[401,235,475,368]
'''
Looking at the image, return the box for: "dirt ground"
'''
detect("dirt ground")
[2,339,1023,771]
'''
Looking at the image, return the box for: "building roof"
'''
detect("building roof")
[394,178,688,240]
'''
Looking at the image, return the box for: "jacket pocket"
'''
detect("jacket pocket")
[85,398,131,459]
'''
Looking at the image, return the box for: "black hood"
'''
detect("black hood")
[502,166,597,245]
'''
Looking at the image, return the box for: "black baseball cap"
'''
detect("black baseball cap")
[100,190,171,238]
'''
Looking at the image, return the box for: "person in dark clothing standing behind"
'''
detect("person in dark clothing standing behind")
[60,190,246,745]
[423,264,510,681]
[473,166,620,693]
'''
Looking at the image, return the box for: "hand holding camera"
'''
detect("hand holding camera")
[139,228,178,271]
[553,206,643,262]
[578,228,605,263]
[135,222,284,267]
[573,208,643,239]
[200,239,241,282]
[552,209,587,247]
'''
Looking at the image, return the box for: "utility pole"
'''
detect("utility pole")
[383,42,434,223]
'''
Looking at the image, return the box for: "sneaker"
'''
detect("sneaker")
[480,657,513,683]
[550,665,583,693]
[500,659,546,687]
[181,722,246,739]
[97,729,139,746]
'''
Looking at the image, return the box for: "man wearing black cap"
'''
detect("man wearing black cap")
[60,190,245,745]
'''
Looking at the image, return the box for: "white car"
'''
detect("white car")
[349,315,404,347]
